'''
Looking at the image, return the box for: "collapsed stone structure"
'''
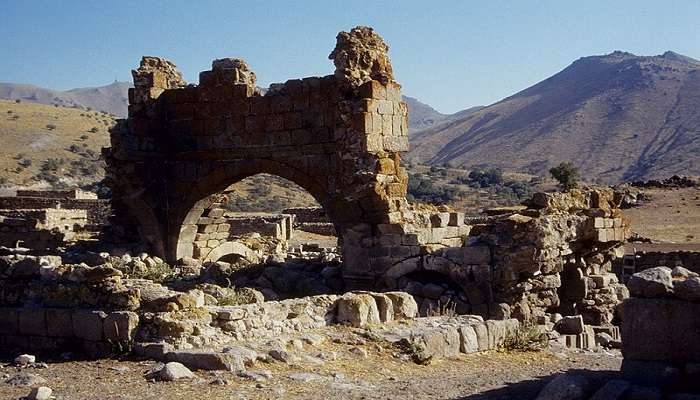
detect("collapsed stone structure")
[104,26,631,326]
[0,190,109,250]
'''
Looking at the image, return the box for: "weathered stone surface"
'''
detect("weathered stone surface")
[148,362,194,381]
[46,309,73,337]
[72,310,106,341]
[337,294,380,327]
[589,379,630,400]
[674,276,700,302]
[103,311,139,343]
[627,267,673,298]
[622,297,700,362]
[458,324,479,353]
[535,374,590,400]
[27,386,52,400]
[329,26,394,88]
[384,292,418,319]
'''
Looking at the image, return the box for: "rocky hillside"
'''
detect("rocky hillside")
[0,81,129,117]
[408,51,700,183]
[0,100,113,188]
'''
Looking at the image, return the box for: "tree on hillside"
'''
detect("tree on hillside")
[549,162,580,190]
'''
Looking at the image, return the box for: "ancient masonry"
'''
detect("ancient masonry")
[0,189,109,249]
[105,26,631,324]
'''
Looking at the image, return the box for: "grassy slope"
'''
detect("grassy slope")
[0,100,114,187]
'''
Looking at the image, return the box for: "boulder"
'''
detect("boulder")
[384,292,418,319]
[672,266,699,279]
[535,374,590,400]
[337,294,380,327]
[14,354,36,366]
[674,276,700,302]
[627,267,673,298]
[148,362,195,381]
[28,386,52,400]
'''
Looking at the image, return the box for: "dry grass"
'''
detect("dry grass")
[624,187,700,243]
[0,99,114,187]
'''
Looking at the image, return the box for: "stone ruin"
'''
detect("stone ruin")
[0,189,109,251]
[2,27,681,394]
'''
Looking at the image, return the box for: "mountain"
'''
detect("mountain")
[0,81,129,117]
[408,51,700,183]
[403,96,483,132]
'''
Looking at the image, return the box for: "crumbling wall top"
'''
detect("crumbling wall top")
[329,26,395,89]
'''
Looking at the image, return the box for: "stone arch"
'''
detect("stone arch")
[172,159,343,261]
[106,27,413,289]
[203,241,255,263]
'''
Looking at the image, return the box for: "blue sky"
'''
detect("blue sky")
[1,0,699,113]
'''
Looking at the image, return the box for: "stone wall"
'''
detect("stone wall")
[0,209,87,248]
[0,307,138,357]
[0,196,110,226]
[621,266,700,389]
[106,26,411,286]
[15,189,97,200]
[379,189,630,324]
[226,214,293,240]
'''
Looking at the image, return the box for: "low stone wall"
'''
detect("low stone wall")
[227,214,293,240]
[282,207,330,224]
[0,209,87,248]
[297,222,336,236]
[0,307,138,357]
[0,197,110,226]
[15,189,97,200]
[209,294,338,340]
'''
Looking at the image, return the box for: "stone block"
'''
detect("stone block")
[72,310,106,342]
[46,308,74,338]
[384,292,418,319]
[337,294,380,327]
[104,311,139,343]
[367,293,394,322]
[473,322,489,351]
[18,309,47,336]
[458,324,479,353]
[0,308,18,335]
[486,320,506,349]
[414,324,461,359]
[622,297,700,363]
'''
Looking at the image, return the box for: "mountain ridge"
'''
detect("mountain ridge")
[408,50,700,183]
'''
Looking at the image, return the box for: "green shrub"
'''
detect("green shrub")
[501,323,548,352]
[549,162,580,190]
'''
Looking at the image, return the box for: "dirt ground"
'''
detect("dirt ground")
[624,187,700,243]
[0,344,622,400]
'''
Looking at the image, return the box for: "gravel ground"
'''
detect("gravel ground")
[0,343,622,400]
